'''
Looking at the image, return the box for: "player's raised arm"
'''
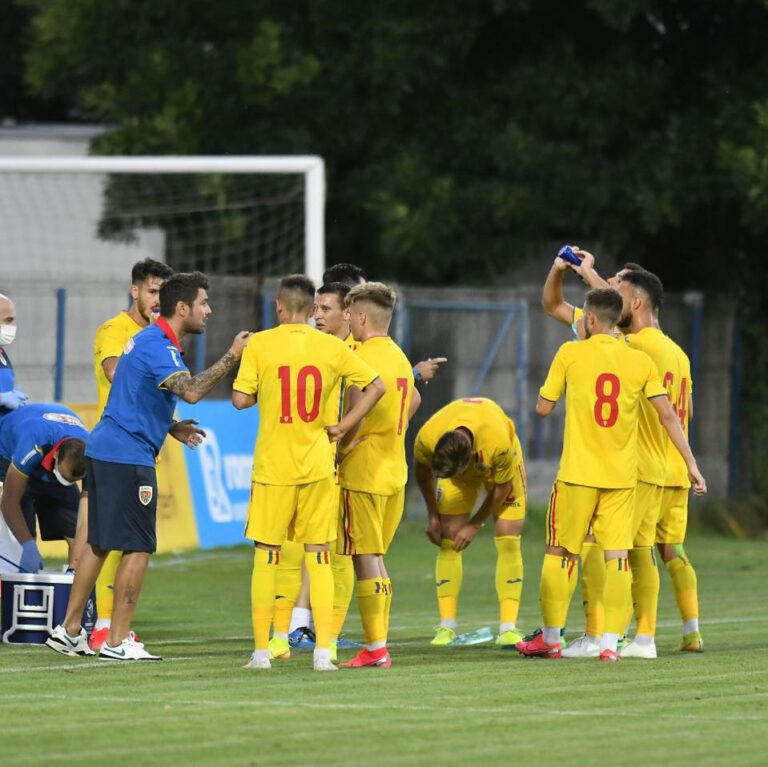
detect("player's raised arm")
[541,255,576,325]
[165,330,251,404]
[649,394,707,494]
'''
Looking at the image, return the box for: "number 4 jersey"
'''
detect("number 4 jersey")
[233,324,378,486]
[540,334,667,489]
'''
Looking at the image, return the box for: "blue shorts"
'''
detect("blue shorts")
[0,456,79,541]
[86,458,158,553]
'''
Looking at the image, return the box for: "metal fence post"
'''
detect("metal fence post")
[54,288,66,402]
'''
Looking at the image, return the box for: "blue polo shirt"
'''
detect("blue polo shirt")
[0,403,88,482]
[0,347,15,421]
[87,320,188,467]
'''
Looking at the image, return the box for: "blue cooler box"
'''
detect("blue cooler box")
[1,572,97,644]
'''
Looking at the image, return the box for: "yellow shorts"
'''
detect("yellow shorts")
[435,472,526,522]
[546,481,634,554]
[656,486,689,543]
[245,475,337,546]
[632,481,665,548]
[337,487,405,555]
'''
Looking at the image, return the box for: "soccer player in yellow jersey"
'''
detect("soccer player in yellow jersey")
[657,338,703,651]
[414,397,527,648]
[89,257,174,651]
[614,270,683,659]
[269,281,357,659]
[232,274,385,671]
[334,283,420,668]
[516,288,706,662]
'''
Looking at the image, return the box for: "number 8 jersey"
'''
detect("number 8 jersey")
[539,334,667,489]
[233,324,378,485]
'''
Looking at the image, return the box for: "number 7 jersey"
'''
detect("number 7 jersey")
[233,324,378,485]
[539,334,667,489]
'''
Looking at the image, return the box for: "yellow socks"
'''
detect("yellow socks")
[540,553,577,629]
[305,551,334,650]
[495,535,523,629]
[382,577,393,636]
[273,542,303,637]
[629,547,659,637]
[436,539,462,627]
[666,554,699,624]
[251,548,280,650]
[580,541,605,637]
[603,556,632,636]
[330,551,355,639]
[357,577,387,649]
[95,550,122,623]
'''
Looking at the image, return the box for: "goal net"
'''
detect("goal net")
[0,156,325,402]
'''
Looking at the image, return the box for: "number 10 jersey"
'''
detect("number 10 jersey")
[233,323,378,486]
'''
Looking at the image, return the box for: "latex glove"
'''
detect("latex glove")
[0,389,29,410]
[20,540,44,573]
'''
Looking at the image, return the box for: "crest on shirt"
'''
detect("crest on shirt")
[138,485,153,506]
[42,412,85,428]
[124,338,135,354]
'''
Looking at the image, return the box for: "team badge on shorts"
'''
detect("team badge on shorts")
[138,485,153,506]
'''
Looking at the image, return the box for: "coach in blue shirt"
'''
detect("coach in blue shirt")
[0,293,29,421]
[0,403,88,573]
[47,271,251,661]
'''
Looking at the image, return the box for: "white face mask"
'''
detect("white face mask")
[0,324,16,346]
[53,461,77,487]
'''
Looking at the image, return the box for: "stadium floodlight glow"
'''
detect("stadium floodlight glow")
[0,155,326,284]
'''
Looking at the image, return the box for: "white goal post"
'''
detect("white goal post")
[0,155,326,284]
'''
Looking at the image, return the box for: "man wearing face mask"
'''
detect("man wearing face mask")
[0,293,29,421]
[0,403,88,573]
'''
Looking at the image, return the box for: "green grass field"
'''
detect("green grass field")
[2,516,767,767]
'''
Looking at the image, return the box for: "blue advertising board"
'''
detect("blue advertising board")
[176,400,259,549]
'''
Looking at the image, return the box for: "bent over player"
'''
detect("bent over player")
[414,397,527,648]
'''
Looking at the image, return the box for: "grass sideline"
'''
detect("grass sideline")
[1,517,767,766]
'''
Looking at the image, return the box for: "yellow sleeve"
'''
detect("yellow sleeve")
[233,339,260,395]
[492,447,515,485]
[413,427,433,467]
[95,322,128,364]
[641,354,667,399]
[540,344,569,402]
[338,343,378,390]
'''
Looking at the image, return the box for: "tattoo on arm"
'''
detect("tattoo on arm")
[164,351,238,400]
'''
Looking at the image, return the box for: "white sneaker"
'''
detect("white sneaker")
[242,650,271,670]
[99,634,162,661]
[313,649,338,672]
[561,634,600,658]
[619,639,657,659]
[46,625,95,657]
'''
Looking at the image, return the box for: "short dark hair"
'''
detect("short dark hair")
[432,430,472,478]
[323,263,367,287]
[584,288,623,327]
[159,271,209,317]
[317,282,351,305]
[58,438,87,479]
[622,270,664,313]
[278,274,315,314]
[622,262,647,273]
[131,258,174,285]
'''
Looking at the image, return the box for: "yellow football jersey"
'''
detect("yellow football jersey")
[93,310,143,416]
[233,324,378,485]
[540,334,667,489]
[414,398,517,486]
[664,339,693,488]
[339,336,414,495]
[624,327,679,486]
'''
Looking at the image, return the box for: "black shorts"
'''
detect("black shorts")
[87,457,158,554]
[0,456,79,541]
